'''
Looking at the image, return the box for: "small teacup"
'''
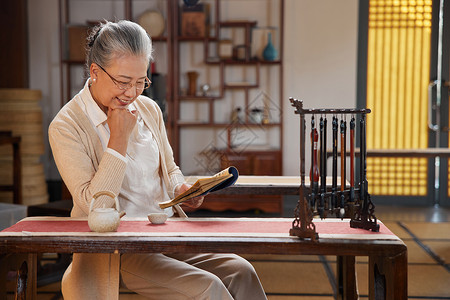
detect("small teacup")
[148,213,168,224]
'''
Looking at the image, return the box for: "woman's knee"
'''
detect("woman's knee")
[192,270,233,299]
[224,254,257,275]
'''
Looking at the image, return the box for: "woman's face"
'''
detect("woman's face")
[90,54,148,114]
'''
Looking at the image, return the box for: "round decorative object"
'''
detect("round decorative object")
[138,10,165,38]
[201,84,210,96]
[249,108,264,124]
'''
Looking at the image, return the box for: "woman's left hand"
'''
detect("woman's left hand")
[175,183,204,208]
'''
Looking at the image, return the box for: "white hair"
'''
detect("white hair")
[86,20,153,69]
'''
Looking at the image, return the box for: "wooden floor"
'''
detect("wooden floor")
[11,205,450,299]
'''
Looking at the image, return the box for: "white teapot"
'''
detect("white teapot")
[88,191,126,232]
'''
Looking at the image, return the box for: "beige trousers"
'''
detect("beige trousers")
[119,253,267,300]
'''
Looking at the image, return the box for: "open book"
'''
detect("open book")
[159,166,239,209]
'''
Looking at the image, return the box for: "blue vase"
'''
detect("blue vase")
[263,32,277,61]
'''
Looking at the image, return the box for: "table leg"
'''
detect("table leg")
[336,255,358,300]
[369,250,407,300]
[0,253,37,300]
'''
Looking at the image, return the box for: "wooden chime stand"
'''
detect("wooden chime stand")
[289,98,379,241]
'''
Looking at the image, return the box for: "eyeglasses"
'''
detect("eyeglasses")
[96,64,151,91]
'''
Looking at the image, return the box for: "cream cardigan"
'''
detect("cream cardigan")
[49,93,185,299]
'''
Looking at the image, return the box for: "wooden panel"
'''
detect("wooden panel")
[219,150,282,176]
[66,25,89,61]
[198,194,282,214]
[253,151,282,175]
[0,0,28,88]
[220,153,253,175]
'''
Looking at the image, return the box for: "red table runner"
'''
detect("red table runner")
[0,217,398,240]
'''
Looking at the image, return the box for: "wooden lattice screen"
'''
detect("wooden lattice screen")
[366,0,432,196]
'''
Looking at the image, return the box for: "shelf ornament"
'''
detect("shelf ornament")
[262,32,277,61]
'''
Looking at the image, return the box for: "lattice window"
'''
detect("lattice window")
[366,0,432,195]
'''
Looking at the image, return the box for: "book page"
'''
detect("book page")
[196,168,233,186]
[159,167,237,209]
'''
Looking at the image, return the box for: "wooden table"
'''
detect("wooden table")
[0,217,407,300]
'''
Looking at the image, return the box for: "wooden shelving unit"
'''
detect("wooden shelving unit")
[172,0,284,164]
[171,0,284,214]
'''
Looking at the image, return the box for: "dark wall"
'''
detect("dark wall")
[0,0,28,88]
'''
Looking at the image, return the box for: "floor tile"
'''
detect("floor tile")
[403,240,437,264]
[421,240,450,265]
[401,222,450,240]
[356,256,368,263]
[375,206,450,222]
[330,260,450,298]
[407,264,450,297]
[327,262,369,297]
[252,261,333,295]
[375,206,429,222]
[356,263,369,296]
[321,255,337,262]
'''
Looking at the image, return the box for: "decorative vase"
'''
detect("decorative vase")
[187,71,199,96]
[262,32,277,61]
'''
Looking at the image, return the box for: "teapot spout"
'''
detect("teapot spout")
[119,211,126,218]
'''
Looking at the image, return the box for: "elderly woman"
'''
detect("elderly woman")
[49,20,267,300]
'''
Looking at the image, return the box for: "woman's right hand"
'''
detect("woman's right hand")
[107,107,138,156]
[175,183,204,208]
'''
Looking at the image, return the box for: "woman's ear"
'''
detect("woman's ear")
[90,63,99,80]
